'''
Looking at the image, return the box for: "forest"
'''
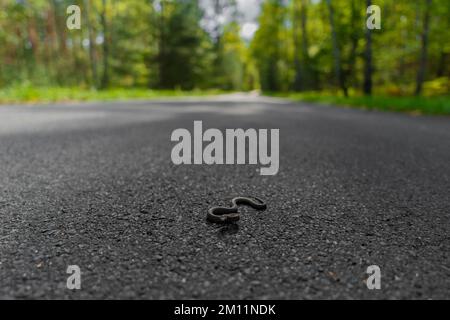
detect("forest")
[0,0,448,113]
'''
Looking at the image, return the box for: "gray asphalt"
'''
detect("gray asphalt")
[0,94,449,299]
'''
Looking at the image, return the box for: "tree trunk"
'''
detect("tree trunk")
[326,0,347,97]
[415,0,432,96]
[26,18,39,72]
[292,0,302,91]
[300,0,310,79]
[363,0,373,96]
[100,0,110,89]
[51,0,67,54]
[212,0,225,89]
[293,0,311,91]
[158,0,166,88]
[347,0,359,88]
[84,0,98,88]
[436,51,447,77]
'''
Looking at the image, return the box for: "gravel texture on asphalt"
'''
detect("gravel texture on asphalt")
[0,94,449,299]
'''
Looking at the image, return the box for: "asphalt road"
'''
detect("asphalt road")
[0,94,449,299]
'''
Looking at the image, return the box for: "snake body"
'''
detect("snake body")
[207,196,267,223]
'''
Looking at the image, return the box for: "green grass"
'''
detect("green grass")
[2,86,449,115]
[268,92,450,115]
[0,86,227,104]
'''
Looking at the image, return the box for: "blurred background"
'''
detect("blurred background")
[0,0,448,113]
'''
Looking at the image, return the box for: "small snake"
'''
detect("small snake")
[207,196,267,223]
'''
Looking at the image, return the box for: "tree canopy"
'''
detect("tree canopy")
[0,0,448,96]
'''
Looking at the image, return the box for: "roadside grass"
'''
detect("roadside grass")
[0,86,227,104]
[268,92,450,115]
[2,86,449,115]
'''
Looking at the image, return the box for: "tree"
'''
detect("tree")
[100,0,110,89]
[363,0,373,95]
[155,0,213,89]
[0,0,448,96]
[205,0,239,89]
[84,0,98,88]
[346,0,362,90]
[325,0,347,96]
[251,0,286,92]
[415,0,432,96]
[299,0,312,89]
[292,0,313,91]
[292,0,302,91]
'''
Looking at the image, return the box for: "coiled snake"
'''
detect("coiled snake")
[207,196,267,223]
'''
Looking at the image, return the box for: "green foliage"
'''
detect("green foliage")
[251,0,288,91]
[156,0,215,89]
[252,0,449,97]
[0,0,448,105]
[270,91,450,115]
[0,85,226,104]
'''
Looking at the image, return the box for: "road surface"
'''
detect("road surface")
[0,94,449,299]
